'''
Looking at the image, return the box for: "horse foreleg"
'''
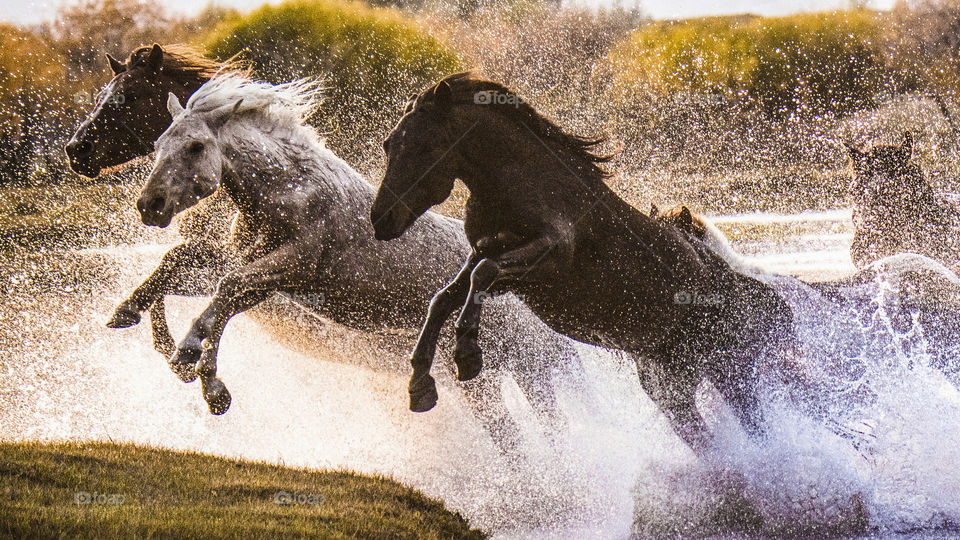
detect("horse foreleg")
[407,254,480,412]
[450,239,562,382]
[455,369,525,456]
[173,242,318,414]
[637,359,711,453]
[148,300,176,358]
[451,258,502,382]
[711,353,766,441]
[106,239,225,330]
[513,361,567,439]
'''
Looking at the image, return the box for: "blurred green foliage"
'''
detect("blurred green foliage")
[607,11,900,116]
[0,25,69,183]
[206,0,461,164]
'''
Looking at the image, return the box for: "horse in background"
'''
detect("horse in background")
[649,204,767,277]
[847,131,960,271]
[371,72,795,453]
[65,46,589,454]
[651,204,960,390]
[65,44,240,356]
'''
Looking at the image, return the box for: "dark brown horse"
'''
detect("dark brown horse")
[371,73,794,452]
[65,44,240,356]
[65,48,585,452]
[847,131,960,271]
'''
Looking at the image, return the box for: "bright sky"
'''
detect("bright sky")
[2,0,897,26]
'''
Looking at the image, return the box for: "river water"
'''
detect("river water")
[2,210,959,539]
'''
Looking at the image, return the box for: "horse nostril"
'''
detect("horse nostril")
[148,197,166,214]
[139,196,166,215]
[72,141,94,158]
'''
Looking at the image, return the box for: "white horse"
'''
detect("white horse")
[135,73,586,451]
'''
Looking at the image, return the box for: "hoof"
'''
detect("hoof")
[453,343,483,382]
[106,305,141,328]
[409,376,438,413]
[169,348,201,383]
[202,377,232,415]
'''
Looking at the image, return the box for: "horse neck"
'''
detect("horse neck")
[702,222,757,272]
[217,118,374,218]
[452,109,608,213]
[136,73,209,146]
[168,72,209,102]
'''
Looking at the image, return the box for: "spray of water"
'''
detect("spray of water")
[3,214,960,539]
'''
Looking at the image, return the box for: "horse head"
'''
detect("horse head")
[137,92,238,227]
[65,44,223,178]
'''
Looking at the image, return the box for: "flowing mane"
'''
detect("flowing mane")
[415,72,612,186]
[125,44,240,83]
[652,204,768,276]
[184,73,324,133]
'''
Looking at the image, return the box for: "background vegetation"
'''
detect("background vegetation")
[206,0,460,170]
[4,0,960,208]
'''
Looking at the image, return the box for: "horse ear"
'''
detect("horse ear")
[166,92,184,117]
[845,140,864,162]
[147,43,163,71]
[649,204,659,218]
[431,80,452,106]
[679,206,693,226]
[106,53,125,75]
[208,98,244,129]
[901,131,913,157]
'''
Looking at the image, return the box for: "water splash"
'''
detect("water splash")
[3,220,960,539]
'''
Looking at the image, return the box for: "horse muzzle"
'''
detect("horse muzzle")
[136,193,175,228]
[64,140,102,178]
[371,203,416,241]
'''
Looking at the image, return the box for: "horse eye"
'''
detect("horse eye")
[188,141,204,155]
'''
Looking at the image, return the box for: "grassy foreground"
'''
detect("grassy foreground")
[0,441,486,539]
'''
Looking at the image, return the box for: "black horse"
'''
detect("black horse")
[371,73,794,452]
[847,131,960,271]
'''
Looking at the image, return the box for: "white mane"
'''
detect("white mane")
[185,72,324,130]
[166,72,376,220]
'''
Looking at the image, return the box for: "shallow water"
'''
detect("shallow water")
[2,211,959,539]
